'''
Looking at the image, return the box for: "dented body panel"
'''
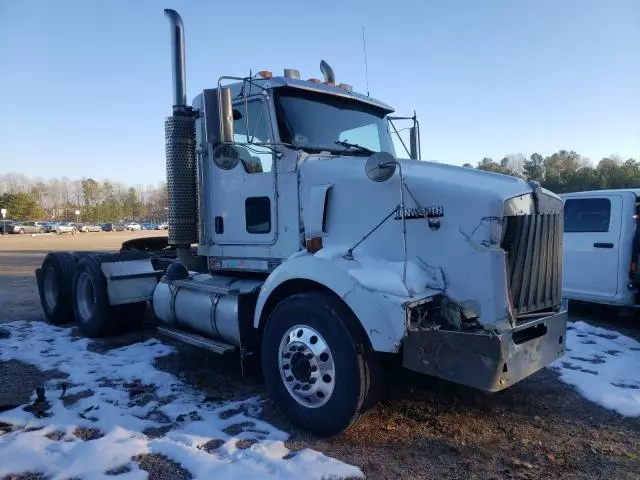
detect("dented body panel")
[298,156,563,331]
[254,254,422,352]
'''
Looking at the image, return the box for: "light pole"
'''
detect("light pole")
[75,210,80,234]
[1,208,6,235]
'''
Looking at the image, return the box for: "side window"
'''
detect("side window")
[563,198,611,233]
[338,123,381,151]
[233,99,273,173]
[246,196,271,234]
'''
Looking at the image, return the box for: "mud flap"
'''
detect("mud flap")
[100,259,163,306]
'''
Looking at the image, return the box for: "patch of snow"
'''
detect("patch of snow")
[347,258,429,297]
[314,245,429,296]
[0,321,363,479]
[313,246,348,260]
[549,321,640,417]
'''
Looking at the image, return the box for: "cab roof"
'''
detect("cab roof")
[208,75,395,113]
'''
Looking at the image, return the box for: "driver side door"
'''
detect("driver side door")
[210,95,277,246]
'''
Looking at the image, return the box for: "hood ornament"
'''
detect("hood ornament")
[528,180,542,214]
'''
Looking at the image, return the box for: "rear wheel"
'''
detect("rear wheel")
[72,256,147,337]
[38,252,77,324]
[261,292,380,437]
[72,256,115,338]
[18,228,24,234]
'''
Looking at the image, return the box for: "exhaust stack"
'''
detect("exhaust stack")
[164,9,187,111]
[320,60,335,84]
[163,9,198,257]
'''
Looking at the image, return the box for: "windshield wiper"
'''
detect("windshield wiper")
[334,140,375,155]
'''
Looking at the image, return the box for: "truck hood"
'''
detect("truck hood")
[298,154,554,331]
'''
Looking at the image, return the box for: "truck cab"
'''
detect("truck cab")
[562,189,640,307]
[190,74,399,265]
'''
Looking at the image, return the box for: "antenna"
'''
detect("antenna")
[362,26,370,96]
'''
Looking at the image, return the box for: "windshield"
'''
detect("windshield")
[274,87,395,156]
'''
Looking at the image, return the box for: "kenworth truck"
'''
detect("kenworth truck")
[35,9,567,437]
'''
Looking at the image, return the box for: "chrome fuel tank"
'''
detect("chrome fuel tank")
[153,273,263,345]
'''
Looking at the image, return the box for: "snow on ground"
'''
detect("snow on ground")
[0,321,363,480]
[550,320,640,417]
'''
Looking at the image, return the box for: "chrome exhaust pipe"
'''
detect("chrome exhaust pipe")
[164,9,187,111]
[320,60,335,84]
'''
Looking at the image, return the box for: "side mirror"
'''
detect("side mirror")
[219,87,234,143]
[210,143,239,170]
[365,152,397,182]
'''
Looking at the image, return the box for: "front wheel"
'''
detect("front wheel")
[261,292,380,437]
[19,228,25,234]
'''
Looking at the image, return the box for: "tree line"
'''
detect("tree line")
[1,150,638,220]
[0,173,168,222]
[464,150,639,193]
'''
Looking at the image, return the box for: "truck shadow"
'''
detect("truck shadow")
[568,301,640,342]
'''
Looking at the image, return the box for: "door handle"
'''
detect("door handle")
[215,216,224,234]
[593,242,614,249]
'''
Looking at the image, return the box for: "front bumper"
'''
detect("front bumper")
[402,309,567,392]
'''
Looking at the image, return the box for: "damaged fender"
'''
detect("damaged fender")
[254,253,408,352]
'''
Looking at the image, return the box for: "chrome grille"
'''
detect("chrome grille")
[502,213,563,315]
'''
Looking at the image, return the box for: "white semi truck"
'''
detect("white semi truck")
[35,9,568,437]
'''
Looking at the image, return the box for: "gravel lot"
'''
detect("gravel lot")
[0,232,639,479]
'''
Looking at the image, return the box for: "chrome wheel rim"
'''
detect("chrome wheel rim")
[76,272,95,322]
[43,266,58,311]
[278,325,335,408]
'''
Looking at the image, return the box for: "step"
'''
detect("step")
[156,326,235,355]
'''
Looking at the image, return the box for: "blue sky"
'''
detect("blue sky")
[1,0,638,185]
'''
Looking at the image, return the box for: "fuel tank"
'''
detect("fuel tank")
[153,273,263,345]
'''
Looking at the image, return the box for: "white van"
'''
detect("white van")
[561,189,640,307]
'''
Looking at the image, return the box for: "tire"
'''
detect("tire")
[261,292,380,437]
[71,256,116,338]
[38,252,77,325]
[39,228,45,234]
[19,228,24,234]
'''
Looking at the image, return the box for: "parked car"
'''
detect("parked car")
[10,221,47,234]
[141,223,157,230]
[55,222,78,234]
[0,220,17,234]
[40,222,56,233]
[562,189,640,309]
[125,222,141,231]
[156,222,168,230]
[79,223,103,233]
[102,222,126,232]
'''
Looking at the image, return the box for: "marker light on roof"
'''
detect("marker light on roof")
[257,70,273,79]
[322,82,336,87]
[307,78,321,84]
[338,83,353,92]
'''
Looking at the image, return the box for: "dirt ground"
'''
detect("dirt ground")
[0,232,639,479]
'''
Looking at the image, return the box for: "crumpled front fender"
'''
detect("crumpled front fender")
[254,254,408,352]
